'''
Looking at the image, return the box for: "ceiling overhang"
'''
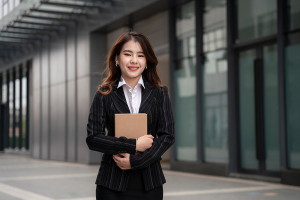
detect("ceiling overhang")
[0,0,122,64]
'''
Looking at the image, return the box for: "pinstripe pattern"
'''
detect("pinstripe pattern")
[86,78,175,192]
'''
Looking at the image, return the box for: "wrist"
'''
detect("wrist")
[135,138,139,151]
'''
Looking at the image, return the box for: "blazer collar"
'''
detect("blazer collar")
[111,76,154,113]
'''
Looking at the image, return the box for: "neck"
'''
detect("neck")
[123,76,141,89]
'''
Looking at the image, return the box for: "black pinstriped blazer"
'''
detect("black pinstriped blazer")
[86,78,175,192]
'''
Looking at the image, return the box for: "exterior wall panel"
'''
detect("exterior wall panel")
[50,40,66,85]
[50,83,66,161]
[76,76,91,164]
[41,44,50,159]
[31,55,41,158]
[41,87,49,159]
[77,33,90,79]
[67,30,76,81]
[67,80,76,162]
[32,89,40,158]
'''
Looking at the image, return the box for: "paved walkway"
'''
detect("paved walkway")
[0,153,300,200]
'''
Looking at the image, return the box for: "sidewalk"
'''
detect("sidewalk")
[0,153,300,200]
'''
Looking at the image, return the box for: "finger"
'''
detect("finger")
[113,156,120,163]
[118,153,126,157]
[123,153,130,158]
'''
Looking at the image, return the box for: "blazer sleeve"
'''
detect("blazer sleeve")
[86,91,137,155]
[130,87,175,170]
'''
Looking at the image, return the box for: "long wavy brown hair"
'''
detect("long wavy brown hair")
[98,32,162,95]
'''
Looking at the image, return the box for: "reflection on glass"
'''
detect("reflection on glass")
[289,0,300,30]
[1,67,29,150]
[9,79,13,148]
[175,1,197,161]
[239,49,258,170]
[2,73,7,104]
[22,76,27,149]
[15,77,20,148]
[237,0,277,42]
[203,0,228,163]
[285,33,300,169]
[263,45,280,171]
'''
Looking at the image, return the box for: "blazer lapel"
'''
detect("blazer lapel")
[110,83,130,113]
[139,80,154,113]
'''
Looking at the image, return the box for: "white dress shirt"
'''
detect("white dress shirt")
[117,76,145,114]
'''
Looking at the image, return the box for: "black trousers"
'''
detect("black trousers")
[96,170,163,200]
[96,185,163,200]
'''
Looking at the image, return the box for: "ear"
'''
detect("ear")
[115,56,119,65]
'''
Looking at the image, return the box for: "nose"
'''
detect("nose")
[130,55,138,64]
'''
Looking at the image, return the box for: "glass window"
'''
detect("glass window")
[203,0,228,163]
[239,49,258,170]
[175,0,197,161]
[289,0,300,30]
[1,66,29,150]
[8,71,13,148]
[1,72,7,104]
[15,69,20,148]
[236,0,277,43]
[263,44,280,171]
[285,32,300,169]
[22,73,27,149]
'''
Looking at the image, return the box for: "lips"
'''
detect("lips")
[128,66,139,71]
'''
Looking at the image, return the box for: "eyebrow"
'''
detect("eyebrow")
[122,49,144,54]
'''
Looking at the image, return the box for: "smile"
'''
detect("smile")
[128,66,139,71]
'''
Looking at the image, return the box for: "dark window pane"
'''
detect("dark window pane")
[285,32,300,169]
[289,0,300,30]
[203,0,228,163]
[175,1,197,161]
[236,0,277,43]
[238,49,258,170]
[263,45,280,171]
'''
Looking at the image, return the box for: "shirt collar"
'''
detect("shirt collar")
[117,76,145,89]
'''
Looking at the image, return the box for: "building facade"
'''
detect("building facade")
[0,0,299,186]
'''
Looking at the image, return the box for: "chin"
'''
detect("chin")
[127,72,142,77]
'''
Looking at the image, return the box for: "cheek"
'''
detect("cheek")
[140,59,147,67]
[119,58,128,68]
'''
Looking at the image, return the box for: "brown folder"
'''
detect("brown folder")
[115,113,147,138]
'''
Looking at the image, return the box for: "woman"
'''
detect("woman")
[86,31,175,200]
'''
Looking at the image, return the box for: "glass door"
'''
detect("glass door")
[238,43,280,175]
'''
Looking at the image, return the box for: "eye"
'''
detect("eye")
[138,54,145,57]
[124,53,131,56]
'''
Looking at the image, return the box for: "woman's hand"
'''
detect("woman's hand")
[113,153,131,170]
[136,135,154,152]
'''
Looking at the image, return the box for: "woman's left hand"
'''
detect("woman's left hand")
[113,153,131,170]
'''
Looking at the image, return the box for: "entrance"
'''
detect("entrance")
[238,43,280,175]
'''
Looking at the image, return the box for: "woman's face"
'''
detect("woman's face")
[116,40,147,82]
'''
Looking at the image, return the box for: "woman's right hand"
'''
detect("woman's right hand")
[136,135,154,152]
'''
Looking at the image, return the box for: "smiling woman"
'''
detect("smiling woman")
[86,32,175,200]
[115,40,147,88]
[99,32,162,95]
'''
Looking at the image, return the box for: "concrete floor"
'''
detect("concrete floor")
[0,153,300,200]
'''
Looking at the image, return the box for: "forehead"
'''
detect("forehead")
[121,40,143,52]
